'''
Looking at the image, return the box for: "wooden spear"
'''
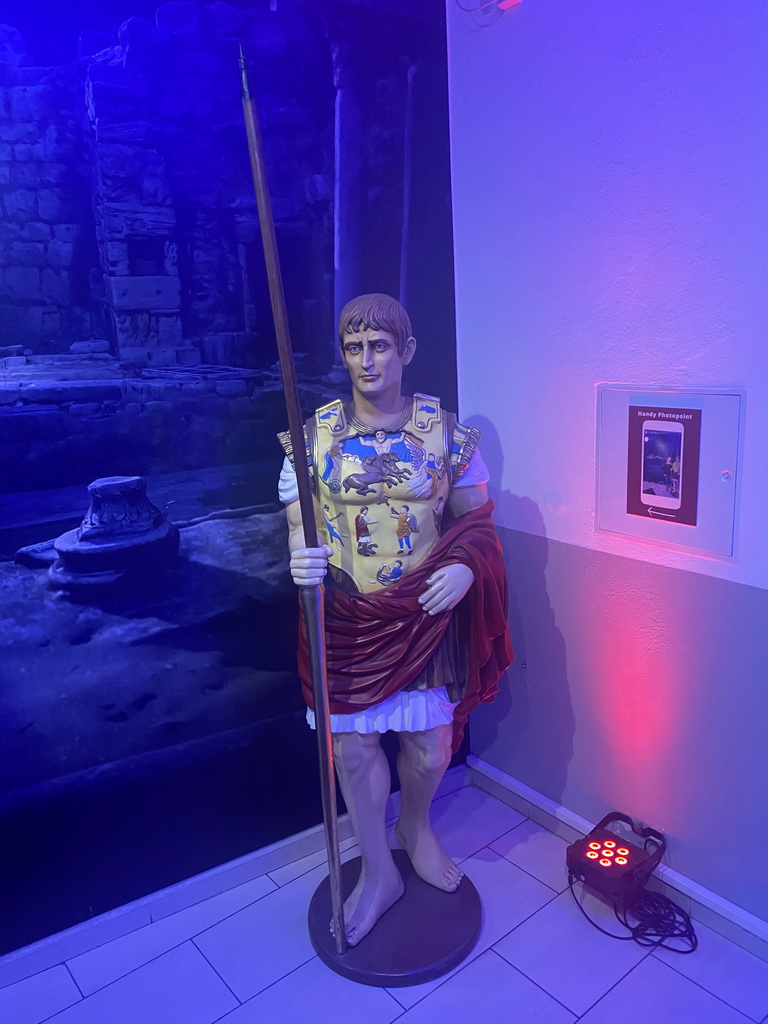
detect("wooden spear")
[238,45,346,955]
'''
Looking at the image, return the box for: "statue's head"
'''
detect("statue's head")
[338,293,413,355]
[338,293,416,399]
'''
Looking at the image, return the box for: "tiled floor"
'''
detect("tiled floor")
[3,785,768,1024]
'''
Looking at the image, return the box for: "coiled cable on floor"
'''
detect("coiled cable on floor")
[568,873,698,953]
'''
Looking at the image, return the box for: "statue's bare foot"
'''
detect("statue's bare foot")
[395,820,463,892]
[331,861,404,947]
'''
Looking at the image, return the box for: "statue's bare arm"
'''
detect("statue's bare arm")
[447,481,488,517]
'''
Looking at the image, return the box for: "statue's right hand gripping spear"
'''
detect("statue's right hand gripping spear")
[238,46,346,956]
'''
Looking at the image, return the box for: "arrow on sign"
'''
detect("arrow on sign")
[647,507,676,519]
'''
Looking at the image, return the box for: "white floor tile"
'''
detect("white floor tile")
[395,949,575,1024]
[0,965,81,1024]
[44,943,237,1024]
[268,837,359,887]
[11,784,768,1024]
[0,908,152,992]
[216,956,402,1024]
[193,864,325,1001]
[67,873,276,996]
[419,786,527,862]
[389,847,556,1009]
[654,919,768,1022]
[493,884,649,1015]
[490,819,570,893]
[580,955,753,1024]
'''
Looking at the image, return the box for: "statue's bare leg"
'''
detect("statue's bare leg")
[395,725,464,892]
[332,731,405,946]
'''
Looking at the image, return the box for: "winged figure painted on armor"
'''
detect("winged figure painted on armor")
[278,294,512,948]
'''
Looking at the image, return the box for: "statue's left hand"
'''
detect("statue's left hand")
[419,563,475,615]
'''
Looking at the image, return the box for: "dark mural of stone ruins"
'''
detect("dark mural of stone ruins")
[0,0,457,953]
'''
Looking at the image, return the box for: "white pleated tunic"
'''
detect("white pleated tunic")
[306,685,459,734]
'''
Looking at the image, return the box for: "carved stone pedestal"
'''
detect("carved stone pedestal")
[49,476,179,588]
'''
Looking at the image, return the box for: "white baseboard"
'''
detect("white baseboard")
[467,755,768,964]
[0,765,470,990]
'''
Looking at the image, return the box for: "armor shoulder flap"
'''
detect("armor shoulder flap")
[276,424,313,472]
[314,399,348,438]
[410,393,442,434]
[450,421,481,483]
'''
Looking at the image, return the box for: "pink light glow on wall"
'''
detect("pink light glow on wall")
[584,586,689,826]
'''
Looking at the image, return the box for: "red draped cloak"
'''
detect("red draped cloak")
[298,500,513,752]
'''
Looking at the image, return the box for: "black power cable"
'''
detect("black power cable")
[568,873,698,953]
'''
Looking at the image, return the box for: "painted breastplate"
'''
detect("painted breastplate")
[310,395,463,595]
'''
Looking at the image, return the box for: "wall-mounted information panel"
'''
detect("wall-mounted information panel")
[597,387,742,557]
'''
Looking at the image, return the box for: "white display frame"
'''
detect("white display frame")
[596,385,743,558]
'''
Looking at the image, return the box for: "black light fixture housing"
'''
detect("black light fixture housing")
[566,812,666,903]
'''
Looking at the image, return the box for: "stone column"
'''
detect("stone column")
[398,63,419,311]
[331,40,365,328]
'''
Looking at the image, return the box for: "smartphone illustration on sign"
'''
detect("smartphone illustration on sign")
[640,420,683,511]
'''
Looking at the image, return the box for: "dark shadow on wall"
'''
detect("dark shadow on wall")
[464,414,575,806]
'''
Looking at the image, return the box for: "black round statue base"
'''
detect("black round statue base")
[307,850,482,987]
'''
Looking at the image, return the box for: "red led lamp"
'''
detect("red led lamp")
[566,812,666,902]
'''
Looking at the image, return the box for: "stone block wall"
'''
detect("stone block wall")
[0,364,288,494]
[0,7,334,368]
[0,48,99,354]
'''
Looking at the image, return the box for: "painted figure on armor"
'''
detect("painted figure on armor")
[278,294,512,947]
[355,506,378,556]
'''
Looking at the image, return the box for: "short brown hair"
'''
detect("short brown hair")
[338,293,413,355]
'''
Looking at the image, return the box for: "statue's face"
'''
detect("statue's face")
[340,327,415,400]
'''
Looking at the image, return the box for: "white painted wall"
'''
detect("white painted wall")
[447,0,768,919]
[447,0,767,590]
